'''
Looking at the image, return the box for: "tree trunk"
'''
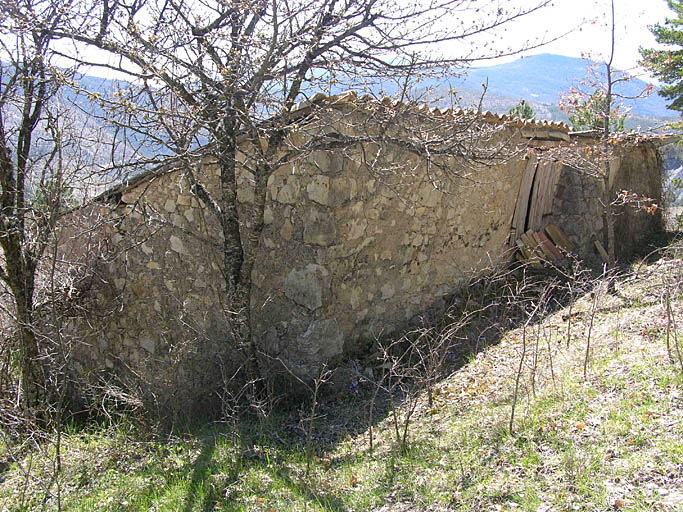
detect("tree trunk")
[214,120,264,381]
[602,176,616,268]
[606,191,616,269]
[11,269,44,413]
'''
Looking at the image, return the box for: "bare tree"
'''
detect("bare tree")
[43,0,557,383]
[0,0,124,416]
[0,0,79,411]
[556,0,656,268]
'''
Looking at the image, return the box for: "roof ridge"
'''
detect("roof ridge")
[294,90,569,133]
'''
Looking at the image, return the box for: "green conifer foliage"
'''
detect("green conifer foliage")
[508,99,535,120]
[641,1,683,114]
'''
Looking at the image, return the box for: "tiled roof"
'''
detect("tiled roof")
[291,90,570,135]
[93,92,633,206]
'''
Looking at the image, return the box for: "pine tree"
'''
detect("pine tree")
[508,99,535,120]
[641,1,683,114]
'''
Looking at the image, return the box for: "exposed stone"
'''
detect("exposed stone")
[121,190,139,203]
[331,177,357,205]
[277,180,299,204]
[283,264,329,311]
[177,194,191,207]
[344,218,367,240]
[381,283,395,299]
[139,337,155,354]
[237,184,255,203]
[170,235,186,254]
[307,175,330,205]
[303,209,337,246]
[297,318,344,363]
[164,199,177,213]
[280,219,293,240]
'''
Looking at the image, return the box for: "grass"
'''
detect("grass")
[2,256,683,511]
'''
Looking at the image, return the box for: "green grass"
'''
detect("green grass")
[2,259,683,511]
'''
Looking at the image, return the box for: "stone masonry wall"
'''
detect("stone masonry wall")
[56,167,234,418]
[250,143,527,377]
[55,121,530,413]
[545,141,663,262]
[52,109,662,416]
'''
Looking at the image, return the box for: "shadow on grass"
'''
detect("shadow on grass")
[182,435,218,512]
[163,243,677,510]
[272,465,349,511]
[247,260,600,458]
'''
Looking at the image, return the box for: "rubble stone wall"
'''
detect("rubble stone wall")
[546,141,663,261]
[56,127,529,414]
[57,168,234,418]
[52,120,663,417]
[250,144,527,377]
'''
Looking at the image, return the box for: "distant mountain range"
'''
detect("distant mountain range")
[5,54,681,186]
[36,53,681,137]
[416,53,679,130]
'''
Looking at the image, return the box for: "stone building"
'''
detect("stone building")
[53,93,663,417]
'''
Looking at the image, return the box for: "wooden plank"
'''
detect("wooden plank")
[530,231,556,261]
[523,230,547,260]
[515,239,532,259]
[519,232,537,254]
[594,240,609,262]
[509,227,517,248]
[515,239,542,268]
[527,161,563,232]
[537,231,564,260]
[527,163,545,231]
[515,238,532,258]
[511,155,538,240]
[545,224,575,252]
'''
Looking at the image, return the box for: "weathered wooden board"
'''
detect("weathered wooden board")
[523,230,549,260]
[520,232,541,258]
[511,154,539,244]
[515,239,542,268]
[529,231,556,260]
[545,224,575,252]
[527,161,563,231]
[537,231,564,260]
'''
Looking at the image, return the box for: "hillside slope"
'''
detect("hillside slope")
[2,247,683,511]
